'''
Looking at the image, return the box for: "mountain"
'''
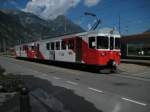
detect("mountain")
[0,11,34,51]
[2,9,85,37]
[0,9,85,51]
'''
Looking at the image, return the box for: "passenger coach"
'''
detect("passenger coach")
[15,28,121,72]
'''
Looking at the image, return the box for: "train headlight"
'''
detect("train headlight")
[100,52,106,56]
[119,52,121,56]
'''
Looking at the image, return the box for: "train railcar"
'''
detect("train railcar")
[14,28,121,72]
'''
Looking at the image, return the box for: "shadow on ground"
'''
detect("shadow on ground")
[17,57,113,74]
[1,74,103,112]
[24,75,103,112]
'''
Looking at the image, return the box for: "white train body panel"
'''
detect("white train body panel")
[54,50,76,62]
[39,42,49,60]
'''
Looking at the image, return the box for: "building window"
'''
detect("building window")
[89,37,96,49]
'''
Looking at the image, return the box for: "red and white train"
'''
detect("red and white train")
[14,28,121,72]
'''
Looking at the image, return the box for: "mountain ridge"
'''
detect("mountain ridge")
[0,9,85,51]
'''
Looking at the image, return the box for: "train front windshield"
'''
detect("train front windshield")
[96,36,121,50]
[97,36,109,49]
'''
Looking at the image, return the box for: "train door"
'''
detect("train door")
[49,42,55,60]
[76,37,82,63]
[19,46,21,57]
[36,43,40,59]
[110,37,114,50]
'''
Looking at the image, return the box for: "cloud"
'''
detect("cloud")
[84,0,101,7]
[24,0,80,20]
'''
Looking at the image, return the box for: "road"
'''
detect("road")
[0,56,150,112]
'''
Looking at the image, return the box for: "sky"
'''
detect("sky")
[0,0,150,35]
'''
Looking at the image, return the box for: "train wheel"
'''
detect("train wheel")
[108,60,117,73]
[110,65,117,73]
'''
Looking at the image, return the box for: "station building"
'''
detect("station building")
[121,32,150,58]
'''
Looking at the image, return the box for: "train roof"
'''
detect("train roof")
[40,28,120,42]
[16,28,121,46]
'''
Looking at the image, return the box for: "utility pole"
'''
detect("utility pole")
[40,27,43,40]
[125,25,128,35]
[64,17,67,33]
[118,14,121,34]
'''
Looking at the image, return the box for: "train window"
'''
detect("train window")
[61,41,66,50]
[26,46,28,50]
[46,43,50,50]
[56,41,60,50]
[16,47,19,51]
[50,42,55,50]
[37,44,40,50]
[68,40,74,49]
[97,36,108,49]
[23,45,28,51]
[89,37,96,49]
[23,46,25,51]
[110,37,114,50]
[115,38,121,49]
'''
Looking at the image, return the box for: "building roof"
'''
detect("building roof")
[121,32,150,43]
